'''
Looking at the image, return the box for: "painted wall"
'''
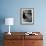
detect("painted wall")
[0,0,46,32]
[0,0,46,46]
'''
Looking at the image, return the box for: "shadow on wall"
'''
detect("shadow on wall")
[0,33,4,46]
[0,16,5,46]
[0,16,5,32]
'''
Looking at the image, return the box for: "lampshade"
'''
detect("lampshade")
[5,18,14,25]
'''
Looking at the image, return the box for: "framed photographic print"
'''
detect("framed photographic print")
[20,8,34,25]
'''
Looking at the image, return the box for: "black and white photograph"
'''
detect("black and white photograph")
[20,8,34,24]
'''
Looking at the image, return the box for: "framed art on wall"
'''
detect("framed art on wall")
[20,8,34,24]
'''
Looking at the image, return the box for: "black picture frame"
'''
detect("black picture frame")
[20,8,34,25]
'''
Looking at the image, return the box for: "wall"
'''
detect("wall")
[0,0,46,32]
[0,0,46,46]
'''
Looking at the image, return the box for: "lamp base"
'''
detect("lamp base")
[8,32,11,35]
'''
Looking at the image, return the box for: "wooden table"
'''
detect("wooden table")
[4,32,43,46]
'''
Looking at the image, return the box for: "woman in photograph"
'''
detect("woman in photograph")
[23,10,32,22]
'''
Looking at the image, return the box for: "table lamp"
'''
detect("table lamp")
[5,18,14,35]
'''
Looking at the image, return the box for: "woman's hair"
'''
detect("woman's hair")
[23,11,27,19]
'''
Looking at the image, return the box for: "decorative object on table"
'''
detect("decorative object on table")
[5,18,14,35]
[20,8,34,25]
[25,32,38,35]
